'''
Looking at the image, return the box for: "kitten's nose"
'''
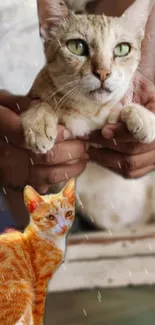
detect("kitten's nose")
[61,225,67,232]
[94,69,111,82]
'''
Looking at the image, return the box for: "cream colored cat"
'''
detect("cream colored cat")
[21,0,155,230]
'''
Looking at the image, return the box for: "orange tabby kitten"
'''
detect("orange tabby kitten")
[0,178,75,325]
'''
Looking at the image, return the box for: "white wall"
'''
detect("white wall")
[0,0,44,94]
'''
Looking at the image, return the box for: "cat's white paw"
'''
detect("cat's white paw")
[121,104,155,143]
[21,109,57,154]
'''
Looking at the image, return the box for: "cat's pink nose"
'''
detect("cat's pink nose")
[61,225,67,233]
[94,69,111,82]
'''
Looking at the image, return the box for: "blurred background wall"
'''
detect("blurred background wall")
[0,0,44,94]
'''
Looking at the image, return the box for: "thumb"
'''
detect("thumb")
[107,103,123,124]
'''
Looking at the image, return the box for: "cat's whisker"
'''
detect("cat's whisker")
[63,88,80,111]
[52,86,79,113]
[45,79,79,104]
[53,86,79,113]
[59,88,80,113]
[53,74,79,81]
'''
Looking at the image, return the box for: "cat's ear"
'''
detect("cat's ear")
[24,186,44,214]
[37,0,70,40]
[122,0,154,36]
[62,178,76,205]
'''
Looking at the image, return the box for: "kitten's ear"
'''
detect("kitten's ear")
[122,0,155,36]
[24,186,44,214]
[37,0,70,40]
[62,178,76,205]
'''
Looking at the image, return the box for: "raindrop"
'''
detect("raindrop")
[62,264,66,271]
[2,187,6,195]
[129,270,132,276]
[117,161,122,169]
[29,158,34,166]
[68,152,72,159]
[113,138,117,146]
[16,103,20,111]
[5,136,9,144]
[83,309,87,316]
[148,244,153,251]
[65,172,69,180]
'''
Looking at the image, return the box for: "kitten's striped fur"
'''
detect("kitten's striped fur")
[0,179,75,325]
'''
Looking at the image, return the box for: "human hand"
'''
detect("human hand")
[0,92,88,192]
[88,72,155,178]
[0,92,88,226]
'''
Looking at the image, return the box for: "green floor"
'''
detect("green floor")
[45,287,155,325]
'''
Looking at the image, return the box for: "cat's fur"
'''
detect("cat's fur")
[0,179,75,325]
[21,0,155,230]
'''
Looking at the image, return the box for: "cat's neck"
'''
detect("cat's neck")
[24,225,64,279]
[25,225,66,251]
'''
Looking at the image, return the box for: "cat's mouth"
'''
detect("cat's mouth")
[89,86,112,96]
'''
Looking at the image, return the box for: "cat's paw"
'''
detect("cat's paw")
[21,110,57,154]
[121,104,155,143]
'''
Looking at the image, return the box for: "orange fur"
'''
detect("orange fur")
[0,179,75,325]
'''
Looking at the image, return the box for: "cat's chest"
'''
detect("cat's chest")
[61,108,110,137]
[53,237,66,253]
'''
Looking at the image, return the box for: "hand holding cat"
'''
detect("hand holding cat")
[0,92,87,192]
[89,72,155,178]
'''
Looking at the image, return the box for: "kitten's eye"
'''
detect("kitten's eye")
[46,215,55,221]
[114,43,131,57]
[67,39,88,56]
[66,211,72,219]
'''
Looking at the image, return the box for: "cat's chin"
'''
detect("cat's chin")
[87,87,113,102]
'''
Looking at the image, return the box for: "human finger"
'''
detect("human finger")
[30,140,89,165]
[90,130,155,154]
[30,161,87,186]
[88,147,155,171]
[111,165,155,179]
[102,123,136,141]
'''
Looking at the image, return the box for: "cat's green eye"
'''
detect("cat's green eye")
[67,39,88,56]
[46,215,55,221]
[114,43,131,57]
[66,211,72,219]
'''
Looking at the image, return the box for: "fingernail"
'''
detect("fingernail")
[102,129,114,139]
[63,129,72,140]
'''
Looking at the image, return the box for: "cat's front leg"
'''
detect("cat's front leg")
[120,104,155,143]
[21,103,58,154]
